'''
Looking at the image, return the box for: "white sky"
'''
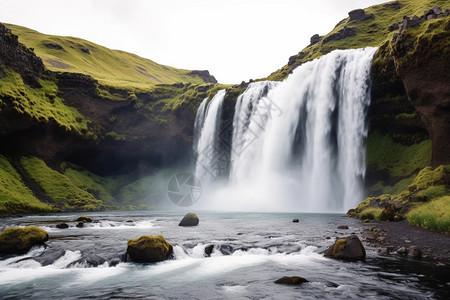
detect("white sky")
[0,0,387,83]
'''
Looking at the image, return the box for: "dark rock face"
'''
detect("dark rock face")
[0,23,44,87]
[44,43,64,50]
[0,226,49,255]
[127,235,173,263]
[348,9,374,22]
[274,276,308,285]
[323,27,357,43]
[179,213,199,226]
[80,48,90,54]
[187,70,217,83]
[324,235,366,261]
[390,8,450,166]
[310,34,322,45]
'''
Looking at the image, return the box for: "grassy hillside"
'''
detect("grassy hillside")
[267,0,448,81]
[5,23,208,89]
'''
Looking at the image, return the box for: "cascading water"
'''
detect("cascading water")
[194,89,226,184]
[193,47,377,212]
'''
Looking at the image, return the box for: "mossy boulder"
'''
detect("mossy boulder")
[76,216,92,223]
[274,276,309,285]
[324,235,366,261]
[0,226,49,255]
[179,213,199,226]
[127,235,173,263]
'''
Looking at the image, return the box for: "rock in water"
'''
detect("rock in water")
[204,244,214,257]
[275,276,309,285]
[127,235,173,263]
[56,223,69,229]
[408,246,422,259]
[179,213,199,226]
[76,216,92,223]
[292,218,299,223]
[324,235,366,261]
[337,225,349,229]
[0,226,49,255]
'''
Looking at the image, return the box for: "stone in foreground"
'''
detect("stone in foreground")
[324,234,366,261]
[275,276,308,285]
[0,226,49,255]
[179,213,199,226]
[127,235,173,263]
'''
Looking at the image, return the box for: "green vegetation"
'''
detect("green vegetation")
[20,156,103,211]
[366,130,431,180]
[353,165,450,231]
[266,0,449,81]
[0,155,53,215]
[360,208,383,220]
[0,68,92,136]
[6,23,208,89]
[407,196,450,232]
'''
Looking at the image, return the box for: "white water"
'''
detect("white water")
[194,48,377,212]
[194,89,226,183]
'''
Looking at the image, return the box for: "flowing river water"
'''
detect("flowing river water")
[1,211,449,299]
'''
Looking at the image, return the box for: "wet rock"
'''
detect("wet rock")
[292,218,299,223]
[34,246,66,266]
[0,226,49,255]
[324,235,366,261]
[217,244,234,255]
[179,213,199,227]
[68,251,106,267]
[56,222,69,229]
[76,216,92,223]
[408,246,422,259]
[275,276,308,285]
[396,247,407,255]
[378,248,389,255]
[126,220,133,223]
[337,225,349,229]
[204,244,214,257]
[127,235,173,263]
[76,222,84,228]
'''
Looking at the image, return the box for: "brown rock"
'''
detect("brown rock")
[324,235,366,261]
[179,213,199,226]
[408,246,422,259]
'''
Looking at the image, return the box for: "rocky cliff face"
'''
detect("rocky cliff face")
[390,11,450,166]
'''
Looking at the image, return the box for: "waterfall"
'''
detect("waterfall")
[193,47,377,212]
[194,89,226,184]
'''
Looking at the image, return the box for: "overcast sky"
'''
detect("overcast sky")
[0,0,387,83]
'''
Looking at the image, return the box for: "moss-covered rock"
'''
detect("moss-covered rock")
[76,216,92,223]
[0,226,49,254]
[179,213,199,227]
[324,235,366,261]
[126,235,173,263]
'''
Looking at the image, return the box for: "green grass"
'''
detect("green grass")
[0,155,53,215]
[407,196,450,232]
[5,23,209,89]
[366,130,431,179]
[266,0,449,81]
[360,208,383,220]
[0,68,92,136]
[20,156,103,211]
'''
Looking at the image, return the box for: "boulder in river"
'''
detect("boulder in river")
[292,218,299,223]
[408,246,422,259]
[324,234,366,261]
[56,223,69,229]
[337,225,349,229]
[127,235,173,263]
[204,244,214,257]
[179,213,199,226]
[0,226,49,255]
[76,216,92,223]
[275,276,309,285]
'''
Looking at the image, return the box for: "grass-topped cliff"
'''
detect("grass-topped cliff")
[4,24,215,89]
